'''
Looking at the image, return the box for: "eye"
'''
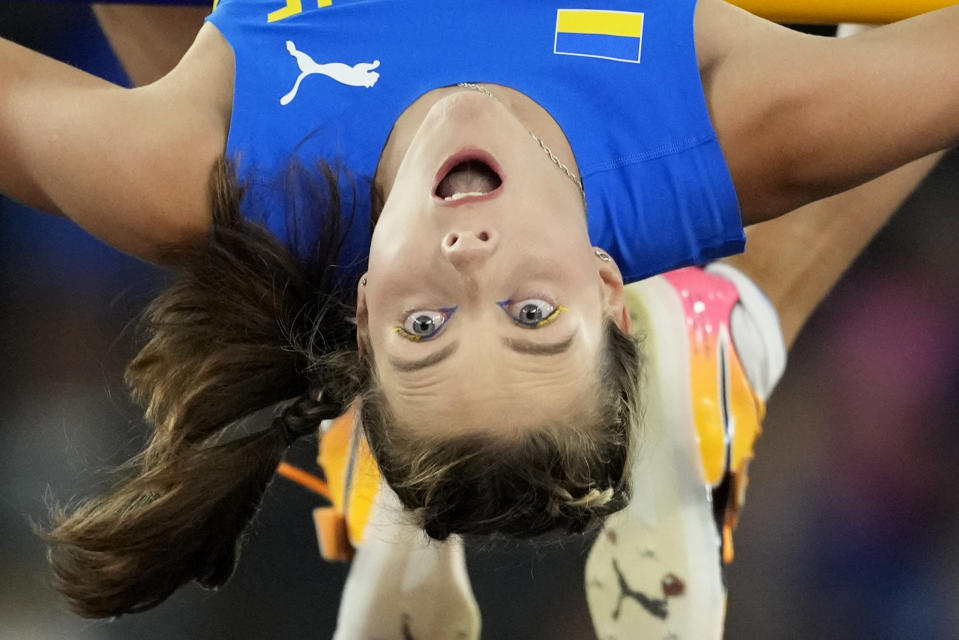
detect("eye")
[499,298,565,328]
[395,307,456,341]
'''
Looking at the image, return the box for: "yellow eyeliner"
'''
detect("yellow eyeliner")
[394,307,457,342]
[534,304,568,328]
[393,325,424,342]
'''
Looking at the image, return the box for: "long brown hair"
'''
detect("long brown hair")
[40,157,642,618]
[40,158,366,617]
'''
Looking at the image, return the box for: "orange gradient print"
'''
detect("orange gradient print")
[663,268,766,563]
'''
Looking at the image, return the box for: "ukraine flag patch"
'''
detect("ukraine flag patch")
[554,9,645,63]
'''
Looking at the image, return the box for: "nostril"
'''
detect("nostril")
[445,234,459,248]
[477,231,490,242]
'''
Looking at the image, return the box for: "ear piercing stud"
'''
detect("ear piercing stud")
[595,249,612,262]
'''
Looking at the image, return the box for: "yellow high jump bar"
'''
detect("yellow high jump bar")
[731,0,956,24]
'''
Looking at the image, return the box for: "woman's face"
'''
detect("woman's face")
[359,86,630,431]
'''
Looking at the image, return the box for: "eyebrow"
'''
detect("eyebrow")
[387,332,577,373]
[388,341,459,372]
[502,332,577,356]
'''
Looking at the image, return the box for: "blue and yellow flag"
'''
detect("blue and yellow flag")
[554,9,644,63]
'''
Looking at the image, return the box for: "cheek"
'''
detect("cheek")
[370,213,418,264]
[504,179,586,232]
[362,290,401,359]
[370,234,436,282]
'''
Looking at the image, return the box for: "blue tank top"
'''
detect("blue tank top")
[207,0,743,284]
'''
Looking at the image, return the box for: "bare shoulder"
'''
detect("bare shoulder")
[62,21,238,261]
[693,0,959,225]
[153,21,234,121]
[75,23,234,260]
[693,0,823,223]
[134,21,236,238]
[125,22,236,257]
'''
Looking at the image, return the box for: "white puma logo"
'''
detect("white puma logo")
[280,40,380,105]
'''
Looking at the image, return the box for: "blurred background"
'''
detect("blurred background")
[1,3,958,638]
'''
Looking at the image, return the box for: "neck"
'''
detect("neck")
[375,83,580,199]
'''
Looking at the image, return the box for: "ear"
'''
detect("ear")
[594,249,632,335]
[355,273,370,359]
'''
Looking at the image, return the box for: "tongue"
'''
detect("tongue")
[436,161,501,198]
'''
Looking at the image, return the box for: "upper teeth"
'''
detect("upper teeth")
[444,191,487,201]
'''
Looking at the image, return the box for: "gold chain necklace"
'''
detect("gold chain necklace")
[457,82,586,199]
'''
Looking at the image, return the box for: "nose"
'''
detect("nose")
[441,228,499,270]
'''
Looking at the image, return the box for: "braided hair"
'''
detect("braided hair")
[40,158,367,618]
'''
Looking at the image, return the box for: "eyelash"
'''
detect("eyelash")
[393,301,566,342]
[536,305,567,328]
[498,299,567,329]
[393,307,457,342]
[393,326,424,342]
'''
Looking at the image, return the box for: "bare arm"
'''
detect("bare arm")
[0,22,233,261]
[696,0,959,224]
[723,151,946,348]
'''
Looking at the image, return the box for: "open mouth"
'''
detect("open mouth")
[434,152,503,202]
